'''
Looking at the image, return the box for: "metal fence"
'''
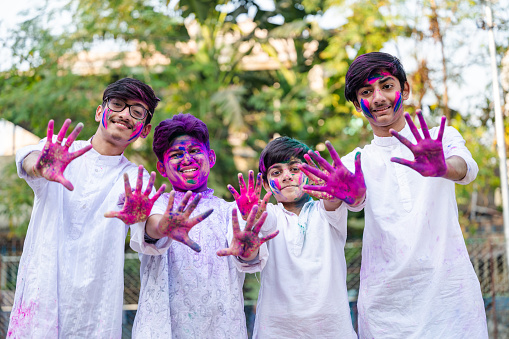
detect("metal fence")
[0,238,508,338]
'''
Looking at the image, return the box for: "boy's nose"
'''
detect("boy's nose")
[181,151,193,164]
[372,89,386,103]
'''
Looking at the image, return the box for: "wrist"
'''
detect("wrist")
[32,164,41,178]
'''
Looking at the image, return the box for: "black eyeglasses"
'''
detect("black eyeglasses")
[106,98,151,121]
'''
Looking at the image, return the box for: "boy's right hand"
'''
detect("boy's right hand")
[33,119,93,190]
[227,170,271,221]
[300,141,366,207]
[216,205,279,259]
[157,190,213,252]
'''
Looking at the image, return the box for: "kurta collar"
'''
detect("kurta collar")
[372,123,412,147]
[277,197,314,215]
[174,188,214,199]
[87,137,124,166]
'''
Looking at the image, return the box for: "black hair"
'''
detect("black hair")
[259,136,311,182]
[345,52,407,105]
[102,77,160,124]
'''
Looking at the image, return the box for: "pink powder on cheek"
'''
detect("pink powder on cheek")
[102,108,111,129]
[128,122,144,141]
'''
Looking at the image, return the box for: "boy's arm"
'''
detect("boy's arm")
[444,156,468,181]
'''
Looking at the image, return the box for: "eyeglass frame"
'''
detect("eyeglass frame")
[105,97,152,121]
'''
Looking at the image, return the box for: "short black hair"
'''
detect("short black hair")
[345,52,407,105]
[153,113,210,162]
[102,77,160,124]
[259,136,311,182]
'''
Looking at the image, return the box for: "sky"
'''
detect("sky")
[0,0,506,121]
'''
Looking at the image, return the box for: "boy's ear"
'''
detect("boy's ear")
[95,105,103,122]
[402,81,410,100]
[208,149,216,168]
[140,124,152,138]
[353,100,362,112]
[156,161,167,178]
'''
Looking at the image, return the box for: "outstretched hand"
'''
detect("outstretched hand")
[302,151,334,200]
[157,191,213,252]
[390,110,447,177]
[228,170,272,221]
[104,165,166,225]
[217,205,279,259]
[34,119,93,190]
[300,141,366,206]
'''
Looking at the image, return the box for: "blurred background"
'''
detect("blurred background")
[1,0,509,337]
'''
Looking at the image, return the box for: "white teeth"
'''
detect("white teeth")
[182,169,197,173]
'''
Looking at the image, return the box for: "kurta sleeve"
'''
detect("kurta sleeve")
[16,138,48,194]
[437,126,478,185]
[320,199,348,239]
[129,184,173,255]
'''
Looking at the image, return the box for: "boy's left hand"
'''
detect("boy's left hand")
[390,110,447,177]
[300,141,366,206]
[228,170,272,221]
[105,165,166,224]
[217,205,279,259]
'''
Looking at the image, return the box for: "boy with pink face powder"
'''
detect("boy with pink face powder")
[129,113,278,338]
[303,52,488,338]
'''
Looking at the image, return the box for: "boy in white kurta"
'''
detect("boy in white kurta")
[304,52,488,338]
[129,113,277,338]
[9,78,162,338]
[231,136,365,339]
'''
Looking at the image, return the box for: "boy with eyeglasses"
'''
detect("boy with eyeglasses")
[9,78,165,338]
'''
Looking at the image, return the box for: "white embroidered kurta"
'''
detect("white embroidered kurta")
[342,124,488,338]
[9,138,150,339]
[244,199,357,339]
[130,189,263,339]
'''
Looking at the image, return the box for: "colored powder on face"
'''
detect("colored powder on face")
[360,99,374,119]
[393,91,402,113]
[102,108,111,129]
[365,71,393,85]
[128,122,144,141]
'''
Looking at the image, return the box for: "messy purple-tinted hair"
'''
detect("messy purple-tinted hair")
[102,77,160,124]
[345,52,407,105]
[153,113,210,162]
[259,136,311,182]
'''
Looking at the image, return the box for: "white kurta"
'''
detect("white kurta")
[9,138,150,339]
[245,199,357,339]
[130,189,264,339]
[342,124,488,338]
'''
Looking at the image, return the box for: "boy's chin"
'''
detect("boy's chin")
[277,190,307,202]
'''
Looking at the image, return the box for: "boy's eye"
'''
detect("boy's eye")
[169,152,182,159]
[270,170,281,176]
[190,148,201,154]
[290,167,300,172]
[360,89,371,96]
[383,83,393,90]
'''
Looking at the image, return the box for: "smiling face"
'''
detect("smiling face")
[156,135,216,193]
[94,98,152,147]
[353,69,410,136]
[263,158,309,203]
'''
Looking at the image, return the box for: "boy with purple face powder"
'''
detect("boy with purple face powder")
[129,113,278,338]
[10,78,162,338]
[303,52,488,338]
